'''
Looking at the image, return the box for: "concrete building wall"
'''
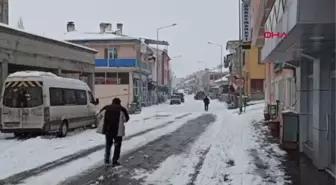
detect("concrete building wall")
[251,0,265,45]
[242,47,265,99]
[0,27,96,93]
[0,30,95,66]
[95,83,132,108]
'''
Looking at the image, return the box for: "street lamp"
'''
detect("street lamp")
[208,41,224,85]
[156,23,177,104]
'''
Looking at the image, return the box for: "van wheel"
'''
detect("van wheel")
[57,121,68,137]
[14,133,23,137]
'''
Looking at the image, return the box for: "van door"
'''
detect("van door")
[22,106,44,129]
[2,107,21,128]
[87,91,98,126]
[2,81,44,129]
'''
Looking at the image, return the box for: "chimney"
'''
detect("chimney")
[99,22,106,33]
[67,21,75,32]
[105,23,112,32]
[116,23,123,34]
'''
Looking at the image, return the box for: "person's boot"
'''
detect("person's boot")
[112,161,121,166]
[104,159,110,165]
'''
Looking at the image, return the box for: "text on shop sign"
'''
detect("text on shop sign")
[264,32,288,39]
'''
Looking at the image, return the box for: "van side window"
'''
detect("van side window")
[50,88,64,106]
[88,91,95,104]
[63,89,77,105]
[75,90,87,105]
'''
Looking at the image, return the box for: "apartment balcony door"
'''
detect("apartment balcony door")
[328,73,336,173]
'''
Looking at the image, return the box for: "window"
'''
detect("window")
[107,48,118,59]
[88,91,96,104]
[50,88,64,106]
[3,86,43,108]
[106,72,118,84]
[75,90,87,105]
[118,72,129,84]
[95,72,105,84]
[251,79,264,93]
[63,89,76,105]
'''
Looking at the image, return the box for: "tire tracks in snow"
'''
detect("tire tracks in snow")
[187,146,212,185]
[0,113,191,185]
[60,114,217,185]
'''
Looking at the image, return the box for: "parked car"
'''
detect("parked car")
[173,93,185,103]
[170,95,182,105]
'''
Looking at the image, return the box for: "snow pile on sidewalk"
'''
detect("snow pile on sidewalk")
[135,101,288,185]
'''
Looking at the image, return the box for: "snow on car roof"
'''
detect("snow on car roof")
[0,23,97,53]
[63,31,138,41]
[8,71,58,78]
[8,71,88,85]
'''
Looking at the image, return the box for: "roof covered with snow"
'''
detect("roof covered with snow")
[214,76,229,83]
[63,31,139,42]
[0,23,97,53]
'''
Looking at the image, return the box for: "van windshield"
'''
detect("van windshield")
[3,86,43,108]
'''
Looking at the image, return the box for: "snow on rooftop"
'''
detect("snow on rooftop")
[63,31,138,41]
[0,23,97,53]
[214,76,229,83]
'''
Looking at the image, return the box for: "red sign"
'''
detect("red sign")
[236,79,244,88]
[264,32,288,39]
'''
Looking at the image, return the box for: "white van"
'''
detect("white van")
[0,71,99,137]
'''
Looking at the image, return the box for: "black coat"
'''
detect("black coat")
[101,104,129,136]
[203,97,210,105]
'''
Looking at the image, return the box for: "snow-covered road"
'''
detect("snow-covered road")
[0,97,288,185]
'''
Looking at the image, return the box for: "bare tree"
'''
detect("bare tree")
[17,17,24,29]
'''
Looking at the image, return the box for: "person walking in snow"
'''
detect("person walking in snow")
[98,98,130,166]
[203,96,210,111]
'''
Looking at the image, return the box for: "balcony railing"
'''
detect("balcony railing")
[95,59,136,67]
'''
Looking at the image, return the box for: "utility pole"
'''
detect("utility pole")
[156,23,177,105]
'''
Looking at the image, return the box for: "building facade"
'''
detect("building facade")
[242,46,265,100]
[252,0,336,175]
[0,23,97,95]
[64,22,155,108]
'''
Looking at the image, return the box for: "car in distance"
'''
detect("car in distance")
[170,95,182,105]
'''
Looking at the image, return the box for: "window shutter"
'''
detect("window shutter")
[104,48,108,59]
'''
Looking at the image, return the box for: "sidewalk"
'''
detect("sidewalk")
[284,151,335,185]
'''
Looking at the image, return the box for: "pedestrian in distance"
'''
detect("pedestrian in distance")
[203,96,210,111]
[98,98,130,166]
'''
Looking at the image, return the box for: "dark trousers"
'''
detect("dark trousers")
[105,134,123,163]
[204,104,209,111]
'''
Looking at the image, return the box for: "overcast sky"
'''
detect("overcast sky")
[9,0,239,78]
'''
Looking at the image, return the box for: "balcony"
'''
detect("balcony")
[95,59,136,67]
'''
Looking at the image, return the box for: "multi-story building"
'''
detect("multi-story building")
[64,22,155,107]
[252,0,336,176]
[242,46,265,100]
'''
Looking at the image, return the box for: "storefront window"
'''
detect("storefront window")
[106,72,118,84]
[95,72,105,84]
[118,73,129,84]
